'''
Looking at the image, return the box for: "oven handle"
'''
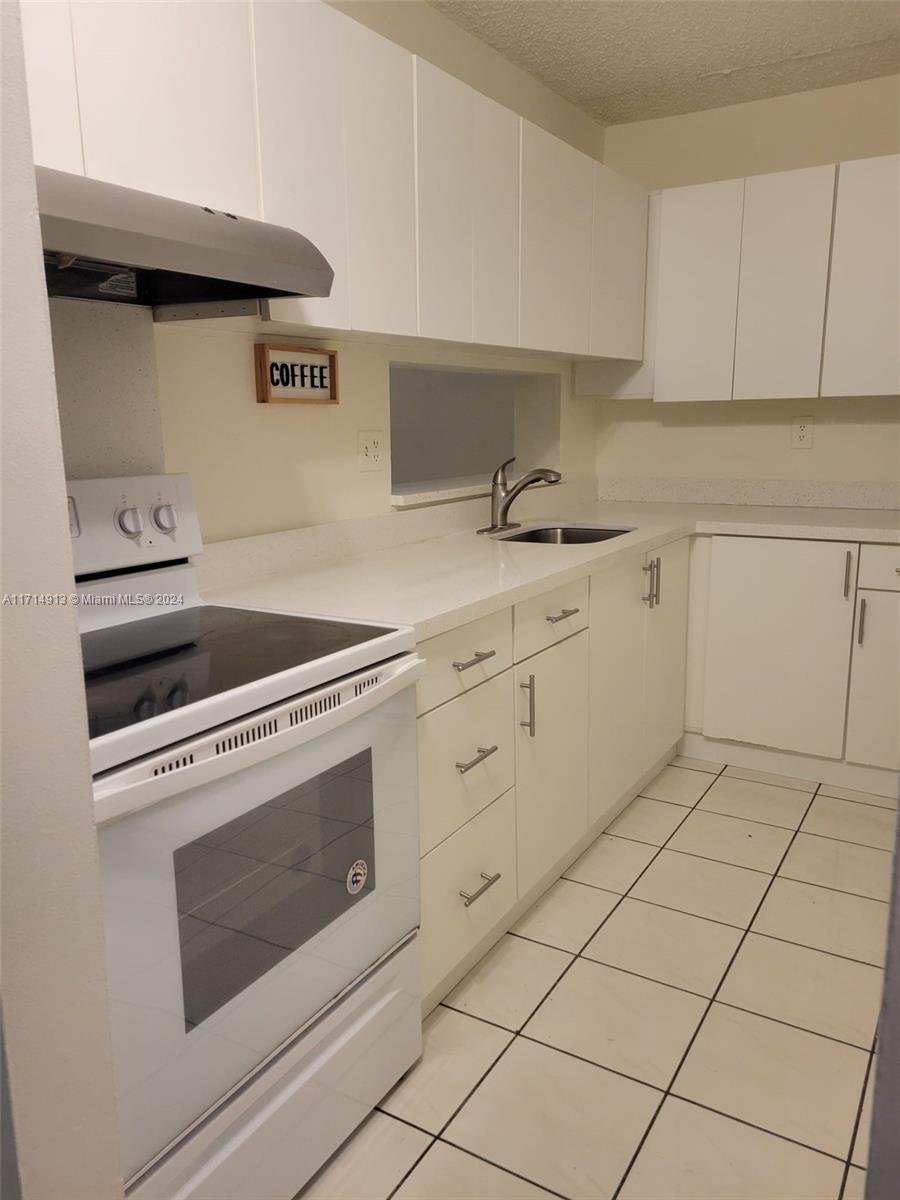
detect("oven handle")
[93,653,424,828]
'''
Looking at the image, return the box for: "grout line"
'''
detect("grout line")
[711,1000,876,1054]
[631,842,775,877]
[435,1139,572,1200]
[719,769,818,796]
[690,805,807,832]
[841,1046,876,1195]
[787,827,895,855]
[777,869,890,906]
[817,791,898,814]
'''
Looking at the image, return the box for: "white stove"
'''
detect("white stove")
[70,474,423,1200]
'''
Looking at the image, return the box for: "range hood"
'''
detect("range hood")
[36,167,334,321]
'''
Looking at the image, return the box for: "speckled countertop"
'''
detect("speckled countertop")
[205,501,899,642]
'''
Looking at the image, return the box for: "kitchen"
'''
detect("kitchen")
[2,2,898,1200]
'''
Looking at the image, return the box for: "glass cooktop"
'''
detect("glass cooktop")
[82,605,394,740]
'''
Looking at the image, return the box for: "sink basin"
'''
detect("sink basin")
[499,526,632,544]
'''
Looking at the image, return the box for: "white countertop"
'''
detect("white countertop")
[206,501,900,642]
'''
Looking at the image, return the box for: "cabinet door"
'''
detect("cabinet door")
[821,155,900,397]
[254,0,349,329]
[590,164,648,360]
[415,58,473,342]
[342,19,417,336]
[71,0,259,215]
[519,122,593,355]
[644,539,690,765]
[654,179,744,402]
[516,631,589,895]
[20,1,83,173]
[846,591,900,770]
[471,91,520,348]
[589,558,648,827]
[703,537,857,758]
[733,165,836,400]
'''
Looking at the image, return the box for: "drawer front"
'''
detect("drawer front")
[418,672,515,855]
[858,544,900,591]
[417,608,513,715]
[419,788,517,997]
[513,578,589,662]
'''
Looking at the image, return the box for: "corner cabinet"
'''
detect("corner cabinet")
[845,548,900,771]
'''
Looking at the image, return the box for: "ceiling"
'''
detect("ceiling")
[430,0,900,124]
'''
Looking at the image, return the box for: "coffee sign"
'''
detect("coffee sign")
[255,342,338,404]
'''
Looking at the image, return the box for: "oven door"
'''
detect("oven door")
[94,655,422,1185]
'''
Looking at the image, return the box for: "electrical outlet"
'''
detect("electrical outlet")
[358,430,385,471]
[791,416,814,450]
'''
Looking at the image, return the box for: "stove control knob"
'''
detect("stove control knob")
[151,502,178,534]
[116,506,144,538]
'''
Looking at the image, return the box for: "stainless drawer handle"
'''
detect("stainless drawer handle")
[456,745,499,774]
[654,555,662,606]
[642,561,655,608]
[459,871,502,907]
[452,649,497,673]
[844,550,853,597]
[546,607,580,624]
[520,673,536,737]
[858,596,867,645]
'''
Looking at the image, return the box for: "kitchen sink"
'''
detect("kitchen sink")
[499,525,632,544]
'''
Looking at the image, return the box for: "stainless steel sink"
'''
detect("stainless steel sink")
[499,526,632,544]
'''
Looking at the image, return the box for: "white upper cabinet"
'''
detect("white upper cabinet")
[590,164,648,359]
[654,178,745,402]
[732,165,836,400]
[70,0,259,216]
[415,59,473,343]
[821,154,900,397]
[520,122,594,355]
[341,18,417,336]
[471,91,520,348]
[20,1,83,174]
[254,0,349,329]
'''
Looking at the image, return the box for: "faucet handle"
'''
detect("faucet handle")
[494,457,516,486]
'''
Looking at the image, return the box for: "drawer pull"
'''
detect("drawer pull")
[452,649,497,673]
[642,560,655,608]
[456,745,499,774]
[858,596,867,646]
[545,606,580,625]
[843,549,853,597]
[654,556,662,606]
[459,871,502,907]
[520,673,536,737]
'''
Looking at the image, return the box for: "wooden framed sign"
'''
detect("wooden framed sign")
[255,342,338,404]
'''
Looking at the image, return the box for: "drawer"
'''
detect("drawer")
[419,788,517,998]
[418,672,515,855]
[513,578,589,662]
[417,608,513,715]
[858,544,900,591]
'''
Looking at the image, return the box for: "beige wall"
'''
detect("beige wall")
[604,75,900,189]
[328,0,605,160]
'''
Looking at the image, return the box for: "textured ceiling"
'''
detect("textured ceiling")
[430,0,900,123]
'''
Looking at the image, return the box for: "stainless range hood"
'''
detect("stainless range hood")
[36,167,334,321]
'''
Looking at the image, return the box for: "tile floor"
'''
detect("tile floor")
[297,759,896,1200]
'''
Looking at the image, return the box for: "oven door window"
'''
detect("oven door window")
[174,750,374,1031]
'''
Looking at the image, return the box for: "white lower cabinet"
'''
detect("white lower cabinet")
[846,591,900,770]
[644,539,691,764]
[515,631,589,895]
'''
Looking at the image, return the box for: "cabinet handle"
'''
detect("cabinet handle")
[642,561,655,608]
[520,673,536,737]
[654,556,662,606]
[456,745,499,774]
[858,597,867,646]
[546,607,580,625]
[843,550,853,598]
[459,871,502,907]
[452,649,496,673]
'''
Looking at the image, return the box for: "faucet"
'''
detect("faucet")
[477,457,562,534]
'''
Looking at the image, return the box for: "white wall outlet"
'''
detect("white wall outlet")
[791,416,815,449]
[358,430,385,471]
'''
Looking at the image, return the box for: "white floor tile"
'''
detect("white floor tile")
[394,1141,556,1199]
[606,796,689,846]
[722,765,817,792]
[619,1096,844,1200]
[630,850,770,927]
[641,765,713,807]
[564,833,657,893]
[298,1112,431,1200]
[844,1166,867,1200]
[718,933,883,1048]
[443,935,571,1031]
[779,834,893,902]
[698,775,811,830]
[673,1004,868,1157]
[801,795,897,851]
[851,1062,875,1167]
[820,783,898,811]
[524,957,706,1088]
[512,878,619,952]
[670,755,725,774]
[444,1038,659,1200]
[667,809,792,872]
[583,898,742,997]
[380,1007,511,1133]
[752,878,889,967]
